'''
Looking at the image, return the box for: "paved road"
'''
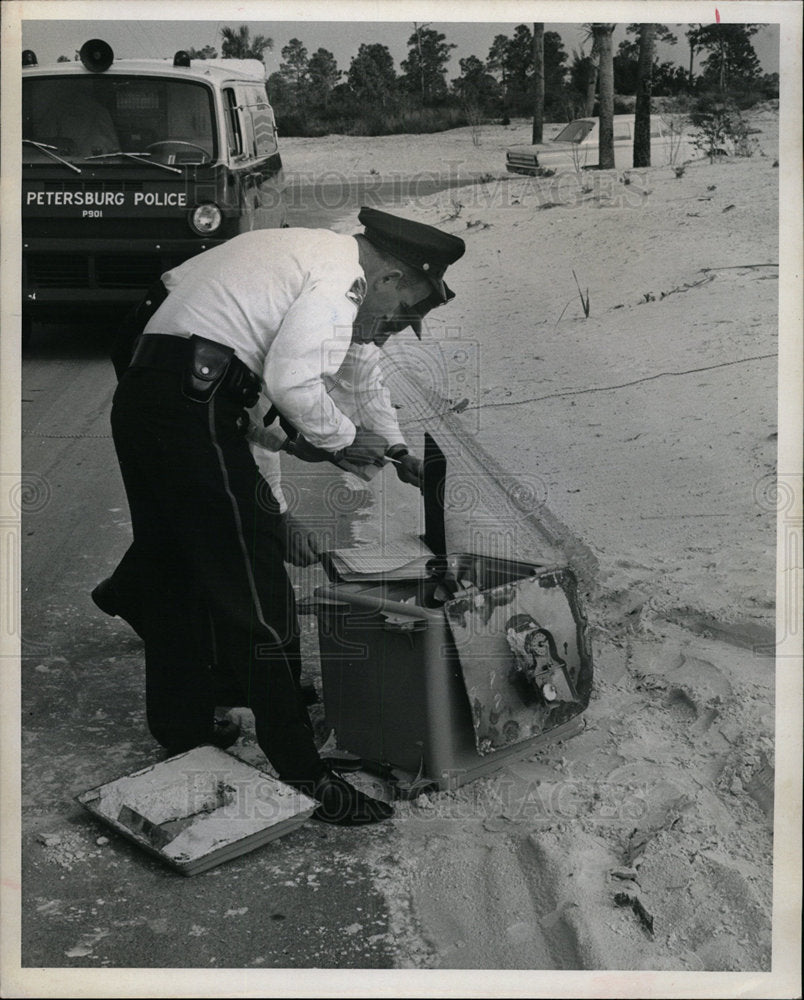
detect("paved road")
[16,174,494,971]
[19,325,414,969]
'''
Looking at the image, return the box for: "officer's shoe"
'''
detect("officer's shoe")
[309,765,393,826]
[164,718,241,757]
[208,717,241,750]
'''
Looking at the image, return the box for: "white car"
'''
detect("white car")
[505,114,698,174]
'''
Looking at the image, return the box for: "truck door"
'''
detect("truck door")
[226,83,284,231]
[222,86,253,231]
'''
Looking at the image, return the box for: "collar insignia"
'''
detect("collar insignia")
[345,275,367,306]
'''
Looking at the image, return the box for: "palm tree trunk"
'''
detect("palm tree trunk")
[584,48,599,117]
[414,23,426,104]
[633,23,655,168]
[594,25,615,169]
[532,23,545,143]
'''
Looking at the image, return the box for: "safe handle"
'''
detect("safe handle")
[296,597,350,615]
[381,612,428,633]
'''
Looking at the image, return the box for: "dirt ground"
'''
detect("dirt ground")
[281,109,791,973]
[10,108,800,995]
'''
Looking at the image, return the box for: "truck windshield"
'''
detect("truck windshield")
[22,75,216,164]
[553,120,595,144]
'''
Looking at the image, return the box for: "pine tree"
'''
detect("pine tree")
[532,24,545,143]
[486,34,510,108]
[452,55,499,108]
[687,23,761,92]
[348,43,397,111]
[485,27,567,119]
[307,48,340,112]
[401,26,456,105]
[504,25,535,113]
[280,39,310,108]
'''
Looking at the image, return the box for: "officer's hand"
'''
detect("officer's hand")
[283,433,332,464]
[396,453,424,488]
[282,513,319,567]
[386,445,423,488]
[337,427,388,467]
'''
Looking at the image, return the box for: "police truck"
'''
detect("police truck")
[22,39,286,339]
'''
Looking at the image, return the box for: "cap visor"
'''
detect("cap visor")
[427,275,449,303]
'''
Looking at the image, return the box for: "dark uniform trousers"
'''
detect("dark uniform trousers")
[111,364,323,782]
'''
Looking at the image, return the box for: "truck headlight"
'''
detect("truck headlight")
[189,203,222,235]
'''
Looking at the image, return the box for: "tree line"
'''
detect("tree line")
[177,22,776,138]
[52,22,775,138]
[58,23,776,137]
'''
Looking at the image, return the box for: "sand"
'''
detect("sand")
[281,110,782,971]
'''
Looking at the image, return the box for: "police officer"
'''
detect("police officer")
[102,208,465,825]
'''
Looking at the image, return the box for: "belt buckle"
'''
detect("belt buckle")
[226,360,259,407]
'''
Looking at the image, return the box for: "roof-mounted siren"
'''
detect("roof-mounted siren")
[22,50,38,67]
[173,50,191,68]
[79,39,114,73]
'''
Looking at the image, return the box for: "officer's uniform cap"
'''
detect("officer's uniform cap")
[358,206,465,306]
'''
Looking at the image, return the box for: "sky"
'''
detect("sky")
[21,18,780,80]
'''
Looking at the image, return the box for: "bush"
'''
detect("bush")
[731,88,777,110]
[274,98,522,138]
[388,106,471,134]
[653,94,693,115]
[275,112,308,137]
[688,95,757,160]
[347,105,471,136]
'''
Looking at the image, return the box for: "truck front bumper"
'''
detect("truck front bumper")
[22,236,226,317]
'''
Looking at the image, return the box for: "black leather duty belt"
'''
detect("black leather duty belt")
[129,333,261,407]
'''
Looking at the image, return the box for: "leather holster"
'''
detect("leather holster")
[181,335,235,403]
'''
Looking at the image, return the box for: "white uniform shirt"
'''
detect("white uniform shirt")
[324,343,406,448]
[144,228,365,451]
[145,228,408,512]
[247,340,407,511]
